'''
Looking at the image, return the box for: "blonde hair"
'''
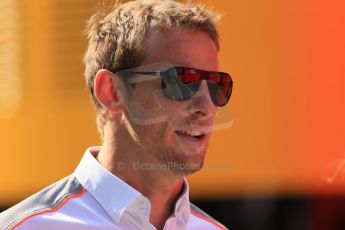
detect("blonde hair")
[83,0,220,139]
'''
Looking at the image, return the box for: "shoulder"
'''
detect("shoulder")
[0,175,86,230]
[189,202,228,230]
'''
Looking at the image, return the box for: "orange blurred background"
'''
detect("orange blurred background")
[0,0,344,207]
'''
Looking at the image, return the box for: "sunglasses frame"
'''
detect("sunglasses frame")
[114,66,233,107]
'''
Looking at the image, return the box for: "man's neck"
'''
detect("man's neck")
[96,138,185,230]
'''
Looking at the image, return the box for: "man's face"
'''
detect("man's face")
[121,28,218,176]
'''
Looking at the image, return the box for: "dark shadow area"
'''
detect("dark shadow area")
[191,196,345,230]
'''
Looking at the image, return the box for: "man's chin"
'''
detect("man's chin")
[166,161,204,178]
[153,149,206,177]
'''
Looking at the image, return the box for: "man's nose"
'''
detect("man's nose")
[187,80,217,120]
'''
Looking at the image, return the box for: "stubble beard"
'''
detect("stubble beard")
[129,120,205,177]
[152,142,205,178]
[123,99,205,177]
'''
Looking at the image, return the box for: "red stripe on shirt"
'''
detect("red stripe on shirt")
[11,188,87,230]
[191,211,227,230]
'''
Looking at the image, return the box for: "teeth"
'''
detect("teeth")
[184,130,203,136]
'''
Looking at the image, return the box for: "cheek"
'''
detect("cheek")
[127,81,188,130]
[132,79,163,110]
[161,104,185,131]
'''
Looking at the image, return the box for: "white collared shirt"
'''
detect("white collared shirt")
[2,147,227,230]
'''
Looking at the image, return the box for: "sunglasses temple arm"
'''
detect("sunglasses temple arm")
[130,71,161,76]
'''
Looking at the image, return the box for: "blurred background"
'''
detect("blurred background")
[0,0,344,229]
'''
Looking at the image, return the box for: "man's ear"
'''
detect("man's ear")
[94,69,126,113]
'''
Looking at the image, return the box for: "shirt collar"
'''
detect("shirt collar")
[74,147,191,226]
[173,178,191,225]
[74,147,142,223]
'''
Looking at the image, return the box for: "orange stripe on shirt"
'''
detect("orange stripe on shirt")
[190,211,227,230]
[11,188,87,230]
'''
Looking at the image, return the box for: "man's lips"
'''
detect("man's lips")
[174,130,209,148]
[174,124,212,136]
[173,131,208,155]
[175,130,205,140]
[173,124,213,153]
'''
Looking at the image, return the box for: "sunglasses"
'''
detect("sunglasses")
[115,66,233,107]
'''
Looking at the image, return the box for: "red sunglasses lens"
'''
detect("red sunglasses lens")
[211,73,231,96]
[177,67,201,83]
[169,67,232,106]
[207,73,232,106]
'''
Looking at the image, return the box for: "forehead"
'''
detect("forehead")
[140,28,219,71]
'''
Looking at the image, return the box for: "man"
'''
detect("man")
[0,0,232,229]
